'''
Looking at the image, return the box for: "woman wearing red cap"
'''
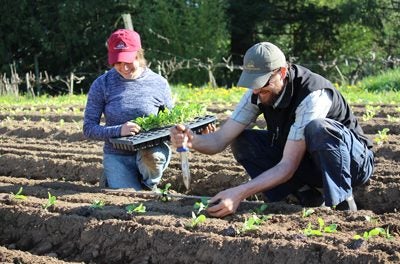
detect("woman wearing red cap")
[83,29,173,190]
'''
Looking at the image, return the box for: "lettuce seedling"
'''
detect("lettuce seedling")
[134,104,206,131]
[374,128,390,146]
[91,200,105,209]
[42,192,56,210]
[11,187,27,200]
[250,204,268,215]
[353,227,393,240]
[364,215,379,224]
[324,223,338,233]
[303,222,323,237]
[241,216,259,233]
[193,198,225,214]
[186,212,206,229]
[302,208,315,218]
[386,114,400,123]
[240,214,269,233]
[384,227,393,240]
[240,205,273,234]
[126,203,146,214]
[156,183,172,202]
[193,197,210,214]
[362,105,380,121]
[303,217,337,237]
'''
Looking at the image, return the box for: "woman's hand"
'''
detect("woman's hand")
[120,121,141,136]
[201,123,216,134]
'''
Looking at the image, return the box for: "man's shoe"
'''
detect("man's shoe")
[335,196,357,212]
[293,187,325,207]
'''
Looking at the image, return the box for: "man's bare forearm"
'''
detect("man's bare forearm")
[191,132,228,154]
[191,118,247,155]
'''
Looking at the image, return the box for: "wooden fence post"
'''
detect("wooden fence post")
[34,54,41,95]
[69,72,74,95]
[122,14,133,30]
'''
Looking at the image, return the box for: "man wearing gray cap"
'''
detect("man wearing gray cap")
[170,42,374,217]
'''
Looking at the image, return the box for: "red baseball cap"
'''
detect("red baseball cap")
[107,29,142,65]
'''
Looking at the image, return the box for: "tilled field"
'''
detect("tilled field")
[0,104,399,264]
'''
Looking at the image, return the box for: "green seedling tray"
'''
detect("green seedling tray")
[110,115,217,151]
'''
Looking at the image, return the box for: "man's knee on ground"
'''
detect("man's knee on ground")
[140,150,168,172]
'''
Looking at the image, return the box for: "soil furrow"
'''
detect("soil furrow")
[0,104,399,263]
[0,140,102,155]
[0,148,102,163]
[0,245,83,264]
[0,113,83,122]
[0,205,397,264]
[0,154,101,184]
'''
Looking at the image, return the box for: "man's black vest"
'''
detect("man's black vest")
[251,64,373,149]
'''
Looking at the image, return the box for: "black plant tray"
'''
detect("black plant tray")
[110,115,217,152]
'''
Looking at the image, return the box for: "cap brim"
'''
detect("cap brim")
[108,51,138,65]
[237,71,273,89]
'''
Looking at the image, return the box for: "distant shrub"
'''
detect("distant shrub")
[358,68,400,92]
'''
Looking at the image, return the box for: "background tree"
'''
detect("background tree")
[0,0,399,94]
[0,0,139,94]
[226,0,400,84]
[138,0,229,85]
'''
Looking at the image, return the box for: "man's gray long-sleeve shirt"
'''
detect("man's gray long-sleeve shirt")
[83,67,173,154]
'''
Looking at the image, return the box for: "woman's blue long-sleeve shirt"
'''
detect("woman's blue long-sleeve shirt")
[83,67,173,154]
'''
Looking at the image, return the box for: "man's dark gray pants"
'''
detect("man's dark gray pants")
[231,118,374,207]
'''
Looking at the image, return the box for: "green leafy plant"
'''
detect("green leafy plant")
[193,197,210,214]
[241,215,260,233]
[250,204,268,215]
[186,211,207,229]
[91,199,105,209]
[156,183,172,202]
[353,227,393,240]
[386,114,400,123]
[126,203,146,214]
[374,128,390,146]
[302,208,315,218]
[240,214,269,233]
[362,105,380,121]
[42,192,57,210]
[133,103,206,131]
[303,217,338,237]
[364,215,379,224]
[303,222,323,237]
[11,187,27,200]
[239,204,273,233]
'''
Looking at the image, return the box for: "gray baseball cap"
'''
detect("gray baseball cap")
[237,42,286,89]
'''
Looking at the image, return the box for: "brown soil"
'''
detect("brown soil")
[0,104,399,264]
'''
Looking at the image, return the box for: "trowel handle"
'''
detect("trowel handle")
[176,125,189,152]
[177,146,189,152]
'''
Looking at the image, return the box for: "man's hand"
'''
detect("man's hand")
[206,186,245,218]
[170,124,195,149]
[120,121,141,136]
